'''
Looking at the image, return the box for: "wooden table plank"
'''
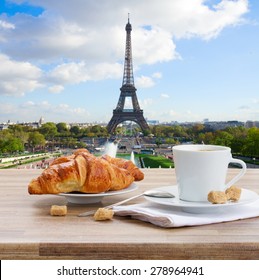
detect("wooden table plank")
[0,168,259,259]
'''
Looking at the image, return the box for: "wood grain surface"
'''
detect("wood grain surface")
[1,168,259,259]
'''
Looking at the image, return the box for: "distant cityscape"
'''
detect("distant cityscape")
[0,117,259,131]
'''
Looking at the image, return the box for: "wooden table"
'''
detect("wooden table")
[1,168,259,260]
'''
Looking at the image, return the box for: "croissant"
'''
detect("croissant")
[101,154,144,181]
[28,149,142,195]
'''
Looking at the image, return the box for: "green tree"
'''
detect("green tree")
[213,131,233,147]
[0,130,12,142]
[171,125,188,138]
[165,138,176,145]
[197,132,214,144]
[39,122,58,140]
[242,127,259,157]
[70,125,81,136]
[1,125,29,151]
[152,125,164,137]
[62,137,78,148]
[188,124,205,138]
[56,122,69,134]
[0,135,24,153]
[28,131,46,152]
[155,138,162,148]
[225,126,248,154]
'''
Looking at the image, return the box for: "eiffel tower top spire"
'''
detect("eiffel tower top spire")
[122,14,134,86]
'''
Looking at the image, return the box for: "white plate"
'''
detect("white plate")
[144,185,259,214]
[58,183,138,204]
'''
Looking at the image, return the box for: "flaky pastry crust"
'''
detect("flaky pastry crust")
[28,149,143,195]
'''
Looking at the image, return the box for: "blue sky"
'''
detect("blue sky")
[0,0,258,124]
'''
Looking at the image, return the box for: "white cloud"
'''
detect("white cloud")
[1,1,249,62]
[139,98,153,109]
[48,85,64,94]
[47,103,89,118]
[48,62,89,84]
[136,0,249,40]
[135,75,155,88]
[0,0,249,97]
[161,93,170,98]
[152,72,162,79]
[133,26,177,64]
[22,101,36,107]
[0,19,15,30]
[87,62,123,80]
[46,61,123,89]
[0,54,43,96]
[135,71,163,88]
[0,100,89,122]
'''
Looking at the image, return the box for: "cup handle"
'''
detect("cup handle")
[225,158,247,189]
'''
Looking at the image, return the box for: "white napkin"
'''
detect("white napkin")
[113,200,259,228]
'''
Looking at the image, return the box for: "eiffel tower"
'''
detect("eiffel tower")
[107,17,149,134]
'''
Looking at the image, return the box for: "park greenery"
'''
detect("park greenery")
[137,154,174,168]
[0,122,259,159]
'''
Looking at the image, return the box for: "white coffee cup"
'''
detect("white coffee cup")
[172,144,247,202]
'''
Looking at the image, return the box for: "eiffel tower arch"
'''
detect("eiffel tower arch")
[107,17,149,134]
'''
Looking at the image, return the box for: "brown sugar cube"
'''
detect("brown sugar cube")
[94,208,114,221]
[208,191,227,204]
[50,205,67,216]
[225,186,242,202]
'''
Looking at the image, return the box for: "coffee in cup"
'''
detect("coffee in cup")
[172,144,246,202]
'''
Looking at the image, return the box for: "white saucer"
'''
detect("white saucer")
[59,183,138,204]
[144,185,259,214]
